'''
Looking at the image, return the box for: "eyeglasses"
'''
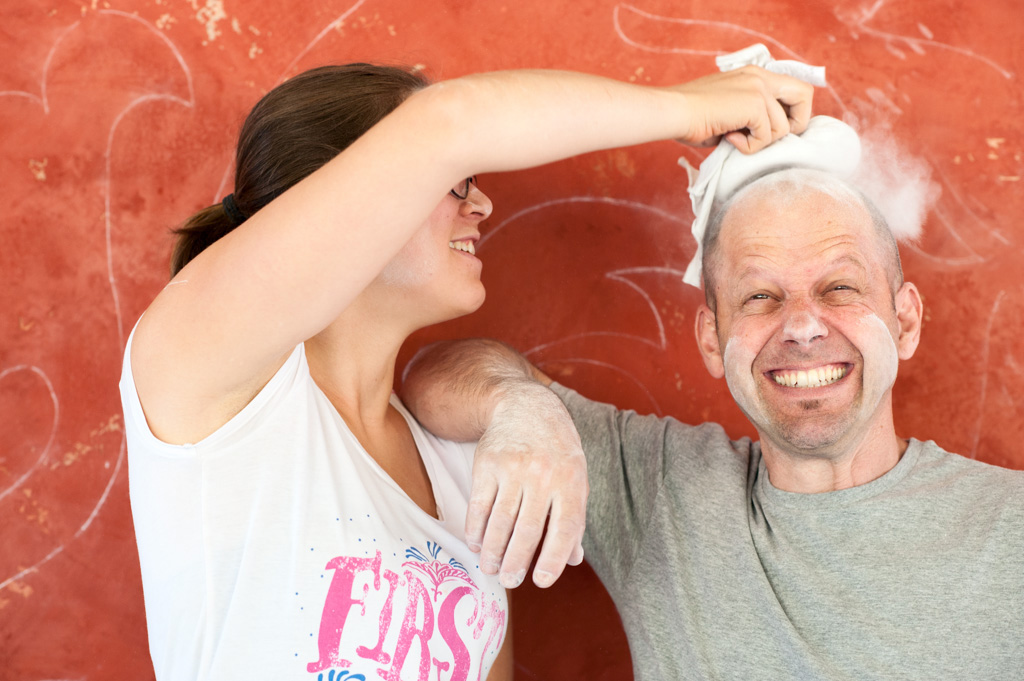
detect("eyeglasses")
[449,176,477,200]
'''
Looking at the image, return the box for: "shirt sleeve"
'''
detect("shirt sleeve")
[549,382,685,587]
[119,321,306,458]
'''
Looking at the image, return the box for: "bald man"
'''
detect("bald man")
[401,168,1024,680]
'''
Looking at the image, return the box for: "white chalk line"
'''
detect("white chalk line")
[937,163,1010,247]
[0,20,76,594]
[99,10,195,542]
[932,202,985,259]
[214,0,369,202]
[0,544,67,593]
[75,435,127,537]
[902,212,985,267]
[1,10,194,593]
[969,290,1006,459]
[534,357,662,415]
[613,4,809,60]
[611,4,849,115]
[521,268,691,367]
[104,94,194,344]
[483,202,693,355]
[845,0,1013,80]
[280,0,368,79]
[213,159,234,207]
[0,366,59,504]
[479,195,688,250]
[897,160,1004,267]
[1004,353,1023,379]
[0,91,44,105]
[902,201,987,268]
[525,331,662,356]
[610,3,1012,266]
[605,272,668,349]
[39,20,85,114]
[605,266,690,350]
[0,20,82,113]
[101,10,196,104]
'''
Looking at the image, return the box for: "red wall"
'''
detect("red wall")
[2,0,1022,678]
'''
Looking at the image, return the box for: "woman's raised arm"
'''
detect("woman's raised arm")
[130,66,812,445]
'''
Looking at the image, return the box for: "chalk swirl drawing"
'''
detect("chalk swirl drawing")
[612,1,1018,268]
[0,9,194,593]
[0,366,59,505]
[466,175,1020,460]
[1,0,380,601]
[212,0,369,201]
[967,290,1024,464]
[834,0,1014,79]
[1,4,1020,678]
[612,3,851,115]
[604,2,1021,455]
[468,195,708,417]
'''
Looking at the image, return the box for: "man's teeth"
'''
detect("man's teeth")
[449,240,476,255]
[773,365,848,388]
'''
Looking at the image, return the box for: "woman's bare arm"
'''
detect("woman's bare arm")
[132,67,813,445]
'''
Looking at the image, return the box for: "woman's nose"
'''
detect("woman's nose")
[460,184,493,221]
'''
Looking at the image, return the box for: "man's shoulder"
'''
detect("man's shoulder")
[916,438,1024,475]
[912,438,1024,501]
[549,381,755,459]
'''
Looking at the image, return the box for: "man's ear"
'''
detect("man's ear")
[695,304,725,378]
[894,282,923,360]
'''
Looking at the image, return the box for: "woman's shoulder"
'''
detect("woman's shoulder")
[121,323,309,454]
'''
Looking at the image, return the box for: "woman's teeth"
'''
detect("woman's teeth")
[449,240,476,255]
[773,365,848,388]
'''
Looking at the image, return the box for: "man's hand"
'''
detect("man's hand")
[401,339,588,589]
[468,378,587,588]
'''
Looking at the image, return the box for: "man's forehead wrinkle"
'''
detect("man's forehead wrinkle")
[712,177,898,303]
[728,241,873,290]
[727,226,862,262]
[830,253,870,273]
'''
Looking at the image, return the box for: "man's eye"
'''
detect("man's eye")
[746,293,771,302]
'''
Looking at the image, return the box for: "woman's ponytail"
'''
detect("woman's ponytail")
[167,63,428,279]
[170,202,238,277]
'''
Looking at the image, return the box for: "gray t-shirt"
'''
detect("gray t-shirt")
[551,383,1024,681]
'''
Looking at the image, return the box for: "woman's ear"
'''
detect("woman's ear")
[894,282,923,360]
[695,304,725,379]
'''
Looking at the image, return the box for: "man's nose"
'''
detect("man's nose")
[781,304,828,346]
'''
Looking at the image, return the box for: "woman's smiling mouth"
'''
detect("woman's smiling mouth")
[449,239,476,255]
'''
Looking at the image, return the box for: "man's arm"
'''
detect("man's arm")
[401,339,587,589]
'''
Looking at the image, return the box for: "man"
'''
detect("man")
[401,156,1024,678]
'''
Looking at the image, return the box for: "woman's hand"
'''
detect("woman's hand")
[673,65,815,153]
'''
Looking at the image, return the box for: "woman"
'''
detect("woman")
[119,63,811,680]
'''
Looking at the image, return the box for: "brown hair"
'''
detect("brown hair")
[170,63,429,276]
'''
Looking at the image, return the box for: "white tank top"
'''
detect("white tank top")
[120,330,507,681]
